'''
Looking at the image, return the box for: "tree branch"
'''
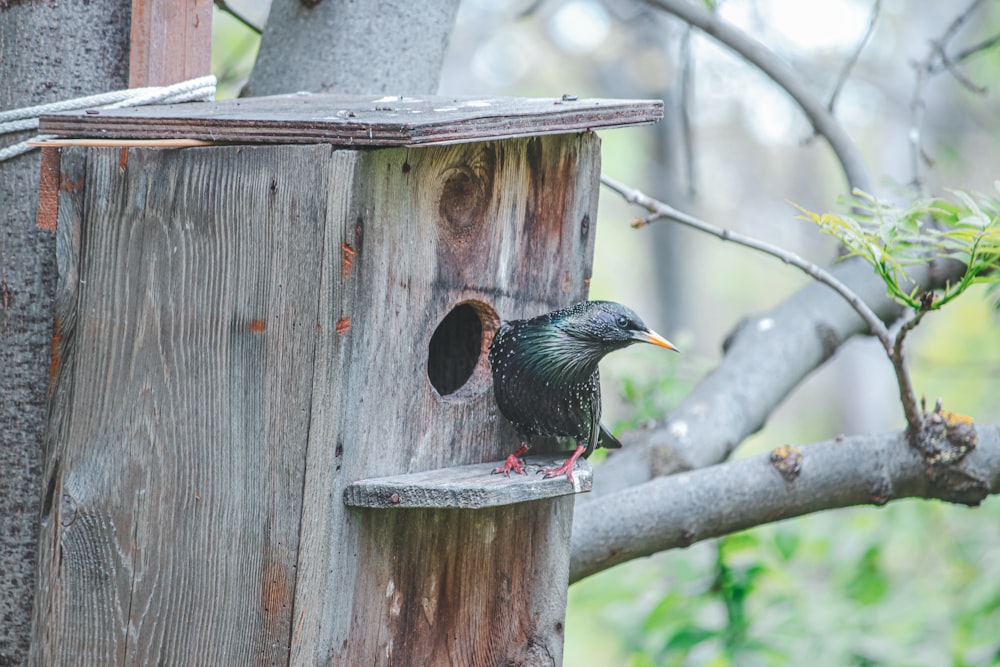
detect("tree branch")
[892,306,929,437]
[581,256,966,500]
[601,175,939,439]
[909,0,995,191]
[601,174,893,350]
[571,423,1000,583]
[642,0,872,193]
[214,0,263,34]
[826,0,881,114]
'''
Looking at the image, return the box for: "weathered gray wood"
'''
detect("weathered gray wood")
[37,128,603,666]
[32,145,335,665]
[39,94,664,147]
[295,133,602,666]
[347,501,574,666]
[345,457,593,509]
[30,146,87,667]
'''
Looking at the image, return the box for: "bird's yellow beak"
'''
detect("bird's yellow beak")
[634,328,679,352]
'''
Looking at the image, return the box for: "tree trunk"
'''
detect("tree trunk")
[246,0,461,96]
[0,3,131,664]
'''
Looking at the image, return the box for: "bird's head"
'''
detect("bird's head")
[554,301,678,356]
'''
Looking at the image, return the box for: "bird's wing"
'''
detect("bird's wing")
[580,381,603,459]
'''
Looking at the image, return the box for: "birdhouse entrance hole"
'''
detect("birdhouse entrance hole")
[427,301,499,400]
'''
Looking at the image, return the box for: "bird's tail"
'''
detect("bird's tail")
[597,424,623,450]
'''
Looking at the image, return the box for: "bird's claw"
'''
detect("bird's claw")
[538,461,576,484]
[492,454,527,477]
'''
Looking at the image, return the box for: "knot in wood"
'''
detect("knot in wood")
[917,409,977,466]
[915,408,988,506]
[769,444,803,482]
[438,165,488,237]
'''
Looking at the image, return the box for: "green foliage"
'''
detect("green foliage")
[794,187,1000,311]
[565,501,1000,667]
[615,369,689,431]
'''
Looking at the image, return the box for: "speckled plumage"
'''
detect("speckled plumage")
[488,300,677,481]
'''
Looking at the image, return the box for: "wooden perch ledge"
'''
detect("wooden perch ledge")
[344,457,593,509]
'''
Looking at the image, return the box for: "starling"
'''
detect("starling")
[488,300,678,483]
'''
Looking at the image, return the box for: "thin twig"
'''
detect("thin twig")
[214,0,263,34]
[827,0,882,113]
[937,0,989,47]
[931,42,986,94]
[909,58,932,192]
[642,0,873,194]
[891,308,929,435]
[909,0,993,191]
[678,24,696,197]
[933,31,1000,72]
[600,174,893,351]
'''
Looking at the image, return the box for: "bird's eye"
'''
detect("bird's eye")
[615,315,629,328]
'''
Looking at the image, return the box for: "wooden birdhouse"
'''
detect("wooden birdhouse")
[31,94,661,666]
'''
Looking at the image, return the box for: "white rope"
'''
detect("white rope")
[0,75,217,162]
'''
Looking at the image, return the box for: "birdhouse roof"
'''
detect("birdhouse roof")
[38,94,663,147]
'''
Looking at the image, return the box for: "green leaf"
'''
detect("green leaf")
[773,531,800,560]
[663,626,717,653]
[845,546,889,605]
[795,188,1000,313]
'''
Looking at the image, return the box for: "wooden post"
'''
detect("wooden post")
[31,95,662,666]
[129,0,212,87]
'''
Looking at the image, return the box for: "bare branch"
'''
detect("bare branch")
[934,31,1000,72]
[214,0,263,34]
[827,0,881,113]
[909,0,995,191]
[678,24,696,197]
[935,0,990,50]
[601,174,894,351]
[642,0,873,193]
[892,306,929,436]
[571,423,1000,582]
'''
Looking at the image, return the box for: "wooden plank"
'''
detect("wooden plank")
[30,147,87,667]
[29,138,215,148]
[34,145,333,665]
[39,94,664,147]
[344,457,593,509]
[292,133,602,666]
[129,0,212,87]
[348,502,574,666]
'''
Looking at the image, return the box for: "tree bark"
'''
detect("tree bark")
[0,3,131,663]
[571,423,1000,582]
[246,0,462,96]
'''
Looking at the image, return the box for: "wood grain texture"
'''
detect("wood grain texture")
[33,145,334,665]
[344,457,593,509]
[128,0,212,87]
[37,132,602,666]
[294,133,602,666]
[38,94,663,147]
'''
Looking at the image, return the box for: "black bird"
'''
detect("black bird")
[488,300,678,483]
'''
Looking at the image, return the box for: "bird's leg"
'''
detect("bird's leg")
[492,442,530,477]
[539,444,586,483]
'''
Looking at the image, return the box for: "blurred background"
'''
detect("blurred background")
[215,1,1000,664]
